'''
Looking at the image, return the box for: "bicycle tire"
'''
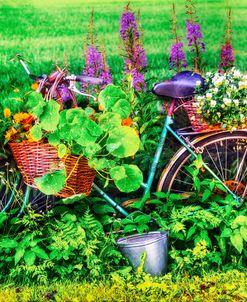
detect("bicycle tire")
[0,157,57,215]
[157,130,247,200]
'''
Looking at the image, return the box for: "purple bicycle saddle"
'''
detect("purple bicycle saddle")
[152,70,205,98]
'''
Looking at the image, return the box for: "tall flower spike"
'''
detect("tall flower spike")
[120,3,147,91]
[218,8,235,72]
[82,10,112,91]
[185,0,205,73]
[169,3,187,72]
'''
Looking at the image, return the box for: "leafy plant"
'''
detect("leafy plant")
[3,86,143,193]
[195,68,247,130]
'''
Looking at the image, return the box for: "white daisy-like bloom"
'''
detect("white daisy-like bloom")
[210,100,217,107]
[223,98,231,106]
[238,81,247,89]
[206,93,212,100]
[233,99,239,106]
[233,69,242,78]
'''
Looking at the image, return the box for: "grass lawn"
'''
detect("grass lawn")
[0,0,246,95]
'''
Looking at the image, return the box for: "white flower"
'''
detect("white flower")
[233,69,242,78]
[239,81,247,89]
[223,98,231,106]
[206,72,212,77]
[210,100,217,107]
[196,80,201,86]
[206,93,212,100]
[213,88,218,94]
[233,99,239,106]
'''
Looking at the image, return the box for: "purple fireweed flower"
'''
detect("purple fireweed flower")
[120,11,140,40]
[130,68,146,92]
[186,21,205,52]
[82,46,112,89]
[218,42,234,72]
[169,41,187,70]
[120,6,147,91]
[83,46,103,77]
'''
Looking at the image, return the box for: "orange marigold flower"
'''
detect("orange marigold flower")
[3,108,11,118]
[31,82,39,90]
[5,127,18,141]
[121,116,133,126]
[13,112,31,124]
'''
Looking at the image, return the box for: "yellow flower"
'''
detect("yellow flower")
[3,108,11,118]
[31,82,39,90]
[13,112,31,124]
[5,127,17,141]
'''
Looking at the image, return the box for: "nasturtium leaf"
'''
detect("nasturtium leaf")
[98,112,122,131]
[98,85,126,111]
[112,99,131,119]
[75,120,102,146]
[88,158,116,170]
[30,125,42,142]
[34,169,66,195]
[24,250,36,266]
[106,126,140,158]
[66,108,85,124]
[84,107,95,117]
[61,193,86,204]
[85,119,103,137]
[58,144,67,158]
[48,131,60,146]
[110,164,143,192]
[71,144,83,155]
[40,100,60,131]
[25,92,46,118]
[84,143,101,158]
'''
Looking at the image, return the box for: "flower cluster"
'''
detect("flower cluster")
[185,0,205,73]
[169,42,187,71]
[195,68,247,130]
[218,8,235,72]
[120,5,147,91]
[186,21,205,52]
[169,4,187,72]
[82,10,112,90]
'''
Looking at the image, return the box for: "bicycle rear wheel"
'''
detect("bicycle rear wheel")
[0,157,57,215]
[158,131,247,200]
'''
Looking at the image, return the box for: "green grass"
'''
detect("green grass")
[0,0,246,95]
[0,270,246,301]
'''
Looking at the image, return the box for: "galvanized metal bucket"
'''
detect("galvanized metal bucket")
[117,231,168,276]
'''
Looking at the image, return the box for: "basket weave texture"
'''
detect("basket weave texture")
[9,142,95,198]
[181,97,224,132]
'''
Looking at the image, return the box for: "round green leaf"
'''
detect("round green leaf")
[112,99,131,119]
[58,143,67,158]
[30,125,42,142]
[106,126,140,158]
[25,92,46,118]
[34,169,66,195]
[98,85,126,111]
[98,112,122,131]
[110,164,143,192]
[40,100,60,131]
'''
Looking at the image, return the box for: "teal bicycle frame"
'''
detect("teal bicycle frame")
[92,99,241,217]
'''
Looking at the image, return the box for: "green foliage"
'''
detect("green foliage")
[0,208,125,285]
[34,169,66,195]
[0,270,246,301]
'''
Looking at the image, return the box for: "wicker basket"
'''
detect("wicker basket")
[9,142,95,198]
[180,97,222,132]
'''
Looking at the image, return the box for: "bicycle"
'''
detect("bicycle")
[0,57,246,217]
